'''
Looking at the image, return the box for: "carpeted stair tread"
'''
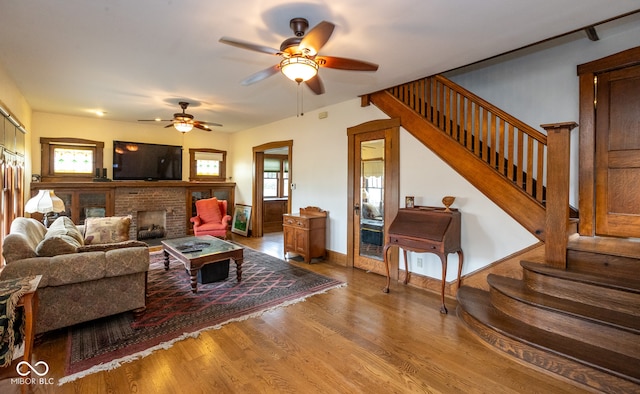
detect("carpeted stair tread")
[457,286,640,383]
[521,260,640,293]
[487,274,640,334]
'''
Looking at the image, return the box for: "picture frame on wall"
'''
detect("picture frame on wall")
[231,204,252,236]
[405,196,415,208]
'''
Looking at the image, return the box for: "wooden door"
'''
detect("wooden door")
[347,118,399,277]
[595,65,640,237]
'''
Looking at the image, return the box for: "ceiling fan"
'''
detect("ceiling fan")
[219,18,379,95]
[138,101,222,133]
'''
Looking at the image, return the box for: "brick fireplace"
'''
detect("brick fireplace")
[114,187,186,241]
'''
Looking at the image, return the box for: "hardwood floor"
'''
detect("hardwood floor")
[0,233,589,393]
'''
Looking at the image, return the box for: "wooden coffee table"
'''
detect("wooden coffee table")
[161,235,243,293]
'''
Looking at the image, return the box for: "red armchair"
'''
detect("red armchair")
[189,198,232,239]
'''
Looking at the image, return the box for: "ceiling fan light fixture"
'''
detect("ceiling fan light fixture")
[174,120,193,133]
[280,56,318,83]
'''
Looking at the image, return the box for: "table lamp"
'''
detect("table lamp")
[24,190,66,227]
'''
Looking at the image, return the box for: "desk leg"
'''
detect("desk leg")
[382,244,392,293]
[402,249,409,284]
[456,250,464,289]
[438,255,448,314]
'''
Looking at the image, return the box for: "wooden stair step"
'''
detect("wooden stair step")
[488,274,640,335]
[566,235,640,280]
[521,261,640,317]
[457,286,640,389]
[521,260,640,294]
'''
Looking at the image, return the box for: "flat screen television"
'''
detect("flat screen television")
[113,140,182,181]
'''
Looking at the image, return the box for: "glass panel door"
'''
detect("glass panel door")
[359,140,385,260]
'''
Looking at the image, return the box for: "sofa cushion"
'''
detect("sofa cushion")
[84,216,131,244]
[46,216,84,245]
[2,218,48,263]
[46,252,106,287]
[36,235,82,257]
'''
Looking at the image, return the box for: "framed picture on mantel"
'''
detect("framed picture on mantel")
[231,204,252,236]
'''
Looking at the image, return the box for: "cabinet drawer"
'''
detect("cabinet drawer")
[389,236,441,252]
[283,217,309,229]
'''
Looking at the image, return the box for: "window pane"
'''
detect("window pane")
[196,159,220,176]
[264,179,278,197]
[54,148,93,173]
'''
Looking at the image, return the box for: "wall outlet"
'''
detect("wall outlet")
[416,257,423,268]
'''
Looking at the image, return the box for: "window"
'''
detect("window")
[263,155,288,198]
[40,138,104,182]
[189,148,226,181]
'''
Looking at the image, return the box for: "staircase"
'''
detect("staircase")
[365,75,640,393]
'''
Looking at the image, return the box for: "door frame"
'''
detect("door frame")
[347,118,400,274]
[252,140,293,238]
[577,46,640,236]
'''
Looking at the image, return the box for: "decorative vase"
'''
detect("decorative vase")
[442,196,455,212]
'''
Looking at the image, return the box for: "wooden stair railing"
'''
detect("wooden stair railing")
[364,75,574,251]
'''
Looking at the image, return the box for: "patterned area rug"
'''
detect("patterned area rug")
[60,247,345,384]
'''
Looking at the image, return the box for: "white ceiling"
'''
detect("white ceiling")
[0,1,638,133]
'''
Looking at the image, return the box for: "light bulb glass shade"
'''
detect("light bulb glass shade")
[174,121,193,133]
[280,56,319,82]
[25,190,66,214]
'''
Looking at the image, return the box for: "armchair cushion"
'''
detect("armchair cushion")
[196,198,222,224]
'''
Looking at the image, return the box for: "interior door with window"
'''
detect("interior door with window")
[354,135,387,274]
[347,118,399,277]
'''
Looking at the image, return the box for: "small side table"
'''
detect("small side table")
[17,275,42,368]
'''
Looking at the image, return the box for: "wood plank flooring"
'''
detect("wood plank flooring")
[0,233,589,393]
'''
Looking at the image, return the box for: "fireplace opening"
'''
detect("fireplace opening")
[137,210,166,240]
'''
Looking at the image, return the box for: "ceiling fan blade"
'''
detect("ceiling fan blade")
[241,64,280,85]
[194,123,212,132]
[164,123,175,128]
[219,37,281,56]
[300,21,335,55]
[316,56,379,71]
[305,74,325,95]
[138,119,172,122]
[195,120,223,128]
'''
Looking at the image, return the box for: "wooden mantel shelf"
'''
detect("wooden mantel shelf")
[31,181,236,190]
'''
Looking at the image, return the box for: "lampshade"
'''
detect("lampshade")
[174,120,193,133]
[280,56,319,83]
[25,190,66,214]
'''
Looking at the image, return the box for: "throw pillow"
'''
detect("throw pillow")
[36,234,81,257]
[197,198,222,224]
[84,216,132,245]
[46,216,84,245]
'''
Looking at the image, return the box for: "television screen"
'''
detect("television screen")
[113,141,182,181]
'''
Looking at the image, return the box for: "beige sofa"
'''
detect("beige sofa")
[0,216,149,334]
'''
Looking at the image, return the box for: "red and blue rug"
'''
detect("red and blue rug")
[60,247,345,383]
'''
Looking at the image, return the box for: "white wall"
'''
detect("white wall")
[230,98,538,280]
[445,13,640,207]
[229,14,640,282]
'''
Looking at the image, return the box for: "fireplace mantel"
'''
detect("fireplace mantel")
[30,181,236,239]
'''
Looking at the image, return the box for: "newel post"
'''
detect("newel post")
[542,122,578,268]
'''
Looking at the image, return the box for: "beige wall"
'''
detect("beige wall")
[30,112,231,182]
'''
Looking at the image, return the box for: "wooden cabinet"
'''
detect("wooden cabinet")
[283,206,327,263]
[263,198,288,233]
[187,183,236,234]
[30,184,114,225]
